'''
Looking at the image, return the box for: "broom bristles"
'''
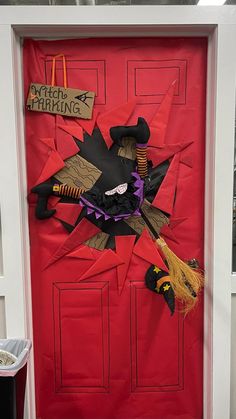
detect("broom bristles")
[156,237,204,312]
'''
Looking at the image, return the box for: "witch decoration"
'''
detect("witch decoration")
[31,81,203,315]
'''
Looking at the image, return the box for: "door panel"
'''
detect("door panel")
[130,282,184,393]
[127,59,187,105]
[24,37,206,419]
[45,59,106,105]
[53,282,109,393]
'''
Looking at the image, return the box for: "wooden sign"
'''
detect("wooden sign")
[26,83,95,119]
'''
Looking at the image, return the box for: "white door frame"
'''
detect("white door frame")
[0,6,235,419]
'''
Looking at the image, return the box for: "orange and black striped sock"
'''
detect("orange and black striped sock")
[136,145,148,178]
[52,184,85,199]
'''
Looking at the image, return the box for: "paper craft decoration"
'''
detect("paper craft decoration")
[31,83,204,314]
[27,83,95,119]
[54,154,102,190]
[27,54,95,119]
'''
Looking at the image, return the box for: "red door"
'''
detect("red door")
[24,37,206,419]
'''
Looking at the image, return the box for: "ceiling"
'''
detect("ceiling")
[0,0,235,5]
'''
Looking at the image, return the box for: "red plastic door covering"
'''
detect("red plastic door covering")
[24,37,206,419]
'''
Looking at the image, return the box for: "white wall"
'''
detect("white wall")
[231,295,236,419]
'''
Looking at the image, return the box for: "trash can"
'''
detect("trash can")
[0,339,31,419]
